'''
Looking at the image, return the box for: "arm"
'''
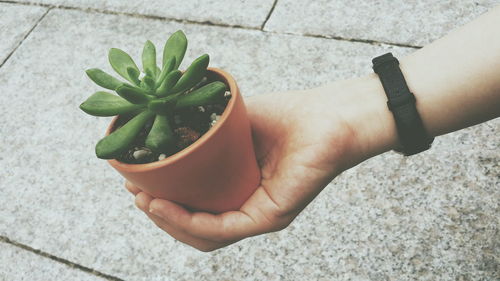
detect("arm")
[127,6,500,251]
[347,5,500,160]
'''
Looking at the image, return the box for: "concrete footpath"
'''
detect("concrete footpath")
[0,1,499,280]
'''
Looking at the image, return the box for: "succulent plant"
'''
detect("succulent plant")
[80,30,227,160]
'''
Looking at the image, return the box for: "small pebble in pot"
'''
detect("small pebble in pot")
[158,154,166,161]
[209,114,221,127]
[197,106,205,113]
[210,113,219,121]
[133,149,152,160]
[224,91,231,98]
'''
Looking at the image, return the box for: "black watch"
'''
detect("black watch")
[372,53,434,156]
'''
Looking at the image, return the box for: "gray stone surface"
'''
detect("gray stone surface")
[265,0,500,46]
[0,7,498,281]
[0,242,106,281]
[9,0,275,28]
[0,3,47,65]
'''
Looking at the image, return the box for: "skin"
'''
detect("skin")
[125,6,500,252]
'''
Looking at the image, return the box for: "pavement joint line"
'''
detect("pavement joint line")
[0,5,51,69]
[260,0,278,30]
[0,235,126,281]
[0,0,421,49]
[0,0,262,31]
[54,4,263,31]
[312,33,422,49]
[293,31,422,49]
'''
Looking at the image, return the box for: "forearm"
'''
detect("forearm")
[401,5,500,137]
[333,6,500,163]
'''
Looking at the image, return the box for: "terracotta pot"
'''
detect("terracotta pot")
[106,68,261,213]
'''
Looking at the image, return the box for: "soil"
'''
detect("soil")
[114,82,231,164]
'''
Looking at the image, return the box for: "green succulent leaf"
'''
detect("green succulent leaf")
[139,80,149,90]
[85,68,123,90]
[142,40,157,77]
[142,75,156,91]
[156,70,182,97]
[176,81,227,108]
[115,84,152,104]
[145,114,176,153]
[82,31,220,161]
[79,91,143,116]
[156,57,176,86]
[163,30,187,70]
[109,48,140,84]
[95,110,155,159]
[148,94,178,115]
[127,67,141,86]
[171,54,209,94]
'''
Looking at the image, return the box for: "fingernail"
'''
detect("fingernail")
[149,206,165,220]
[149,206,159,216]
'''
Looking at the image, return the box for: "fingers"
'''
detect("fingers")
[134,192,232,251]
[125,181,141,195]
[130,185,295,252]
[148,199,259,242]
[144,211,231,252]
[147,186,289,242]
[134,191,154,210]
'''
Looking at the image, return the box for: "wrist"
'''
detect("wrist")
[348,74,400,158]
[319,74,400,164]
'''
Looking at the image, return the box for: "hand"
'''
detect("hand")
[126,6,500,251]
[125,77,394,251]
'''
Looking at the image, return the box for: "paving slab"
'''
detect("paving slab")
[9,0,275,28]
[0,241,107,281]
[265,0,500,46]
[0,3,47,65]
[0,8,498,281]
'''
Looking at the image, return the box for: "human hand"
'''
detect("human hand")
[126,76,397,251]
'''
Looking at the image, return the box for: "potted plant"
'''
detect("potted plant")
[80,30,260,213]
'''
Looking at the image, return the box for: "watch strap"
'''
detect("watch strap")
[372,53,433,156]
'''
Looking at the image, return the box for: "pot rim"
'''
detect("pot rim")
[107,67,239,172]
